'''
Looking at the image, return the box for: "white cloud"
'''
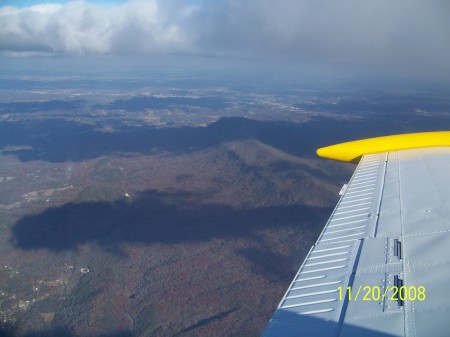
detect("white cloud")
[0,0,193,55]
[1,0,449,75]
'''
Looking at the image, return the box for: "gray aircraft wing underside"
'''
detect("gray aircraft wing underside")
[262,147,450,337]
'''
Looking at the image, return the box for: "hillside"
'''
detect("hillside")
[0,117,352,337]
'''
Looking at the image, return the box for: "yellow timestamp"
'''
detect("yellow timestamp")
[338,285,426,301]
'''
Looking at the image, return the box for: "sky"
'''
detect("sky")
[1,0,450,82]
[0,0,126,6]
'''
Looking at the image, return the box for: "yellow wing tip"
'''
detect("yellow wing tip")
[316,131,450,163]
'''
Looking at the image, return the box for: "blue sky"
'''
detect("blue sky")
[0,0,126,6]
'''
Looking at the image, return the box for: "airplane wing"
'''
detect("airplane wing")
[261,131,450,337]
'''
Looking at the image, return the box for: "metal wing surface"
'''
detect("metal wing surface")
[262,146,450,337]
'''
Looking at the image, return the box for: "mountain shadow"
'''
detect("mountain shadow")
[2,114,446,164]
[11,188,331,253]
[0,116,338,163]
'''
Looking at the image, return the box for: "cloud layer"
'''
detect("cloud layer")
[1,0,450,73]
[0,1,193,55]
